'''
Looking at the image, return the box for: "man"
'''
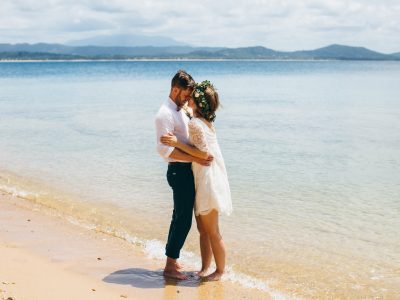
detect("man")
[155,70,212,280]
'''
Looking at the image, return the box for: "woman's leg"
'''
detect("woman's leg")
[199,210,226,281]
[195,215,212,276]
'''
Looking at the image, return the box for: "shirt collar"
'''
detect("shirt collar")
[166,97,178,110]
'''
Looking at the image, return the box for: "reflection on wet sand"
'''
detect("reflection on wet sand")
[103,268,229,300]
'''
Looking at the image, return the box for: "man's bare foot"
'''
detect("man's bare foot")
[204,271,223,281]
[176,261,184,270]
[163,268,188,280]
[196,269,209,277]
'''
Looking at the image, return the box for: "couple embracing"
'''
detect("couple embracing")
[155,70,233,281]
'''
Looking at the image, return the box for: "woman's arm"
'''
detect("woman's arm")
[168,147,212,165]
[160,133,210,159]
[176,140,209,159]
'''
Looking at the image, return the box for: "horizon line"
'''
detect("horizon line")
[0,42,398,55]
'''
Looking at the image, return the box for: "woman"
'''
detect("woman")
[161,80,232,281]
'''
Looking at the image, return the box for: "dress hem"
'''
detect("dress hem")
[195,208,232,217]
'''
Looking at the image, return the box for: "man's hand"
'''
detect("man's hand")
[194,155,214,166]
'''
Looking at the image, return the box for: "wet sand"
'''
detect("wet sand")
[0,192,270,300]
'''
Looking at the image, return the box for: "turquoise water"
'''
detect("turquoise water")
[1,61,399,298]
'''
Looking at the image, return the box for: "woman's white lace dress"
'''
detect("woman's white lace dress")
[189,118,233,216]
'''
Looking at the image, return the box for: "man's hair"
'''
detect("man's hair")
[171,70,195,89]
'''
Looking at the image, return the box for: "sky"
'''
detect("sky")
[0,0,399,53]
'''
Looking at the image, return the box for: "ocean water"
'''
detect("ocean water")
[0,60,399,298]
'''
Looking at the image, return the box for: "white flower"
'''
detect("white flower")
[199,103,202,107]
[194,92,199,97]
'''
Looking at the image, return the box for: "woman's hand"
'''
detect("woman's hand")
[160,133,178,147]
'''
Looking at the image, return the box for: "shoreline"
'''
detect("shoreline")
[1,58,399,63]
[0,192,271,300]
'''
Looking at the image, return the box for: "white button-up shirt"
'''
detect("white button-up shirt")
[155,97,191,162]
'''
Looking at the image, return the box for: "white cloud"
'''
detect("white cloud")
[0,0,399,53]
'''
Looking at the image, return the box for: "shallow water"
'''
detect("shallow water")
[1,60,399,298]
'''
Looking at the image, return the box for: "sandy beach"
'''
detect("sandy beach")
[0,192,269,300]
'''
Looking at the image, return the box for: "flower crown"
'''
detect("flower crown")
[192,80,217,122]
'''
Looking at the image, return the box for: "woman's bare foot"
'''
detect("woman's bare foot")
[196,269,209,277]
[163,268,188,280]
[204,271,223,281]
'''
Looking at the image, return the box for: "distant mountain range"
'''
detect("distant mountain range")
[392,52,400,58]
[66,34,188,47]
[0,43,399,60]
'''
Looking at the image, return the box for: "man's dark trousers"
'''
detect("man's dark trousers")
[165,162,195,259]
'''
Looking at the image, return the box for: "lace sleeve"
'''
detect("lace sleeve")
[188,120,209,152]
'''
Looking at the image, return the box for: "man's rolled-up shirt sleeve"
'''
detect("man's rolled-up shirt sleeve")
[155,113,175,158]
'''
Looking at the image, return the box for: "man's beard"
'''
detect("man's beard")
[174,90,185,111]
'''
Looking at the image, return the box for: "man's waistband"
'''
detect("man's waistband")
[168,162,192,168]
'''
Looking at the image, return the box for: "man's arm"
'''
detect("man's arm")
[155,113,175,159]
